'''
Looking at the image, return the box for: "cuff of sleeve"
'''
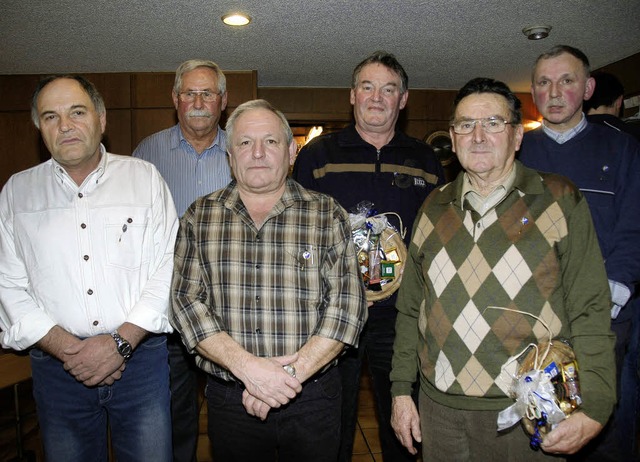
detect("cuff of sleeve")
[391,381,414,397]
[609,279,631,308]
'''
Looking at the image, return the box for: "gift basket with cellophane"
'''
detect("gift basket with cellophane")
[493,305,583,450]
[349,201,407,302]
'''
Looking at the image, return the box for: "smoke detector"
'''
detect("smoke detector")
[522,25,552,40]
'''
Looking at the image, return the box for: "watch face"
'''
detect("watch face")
[119,342,133,358]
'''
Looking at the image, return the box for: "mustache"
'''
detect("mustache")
[187,109,212,117]
[547,97,565,107]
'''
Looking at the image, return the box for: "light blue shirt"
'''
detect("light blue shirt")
[133,124,232,216]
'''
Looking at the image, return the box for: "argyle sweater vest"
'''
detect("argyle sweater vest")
[411,174,581,404]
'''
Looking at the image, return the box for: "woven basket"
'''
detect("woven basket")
[366,227,408,302]
[518,340,577,437]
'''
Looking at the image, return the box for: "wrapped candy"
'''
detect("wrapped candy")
[349,201,407,302]
[497,338,583,450]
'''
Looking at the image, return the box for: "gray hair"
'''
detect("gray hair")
[532,44,591,81]
[351,50,409,94]
[173,59,226,95]
[225,99,293,146]
[31,75,106,128]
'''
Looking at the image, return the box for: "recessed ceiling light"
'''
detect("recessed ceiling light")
[522,25,552,40]
[222,13,251,26]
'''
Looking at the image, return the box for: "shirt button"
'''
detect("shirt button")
[256,264,260,269]
[127,218,133,223]
[256,295,260,301]
[255,328,261,334]
[87,289,94,295]
[477,223,481,228]
[92,320,99,326]
[78,193,83,198]
[83,255,89,261]
[81,223,87,229]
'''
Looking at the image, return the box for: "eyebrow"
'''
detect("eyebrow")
[40,104,90,118]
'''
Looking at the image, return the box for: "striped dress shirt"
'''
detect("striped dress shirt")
[132,124,232,217]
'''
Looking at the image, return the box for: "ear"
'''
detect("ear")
[614,95,624,112]
[350,88,356,106]
[100,111,107,134]
[288,139,297,166]
[584,77,596,101]
[449,127,457,153]
[172,91,180,110]
[220,92,228,112]
[399,90,409,110]
[513,124,524,152]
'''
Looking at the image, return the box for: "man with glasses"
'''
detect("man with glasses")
[520,45,640,461]
[391,77,615,460]
[292,50,443,462]
[133,59,232,462]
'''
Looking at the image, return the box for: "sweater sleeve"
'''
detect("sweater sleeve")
[559,194,617,425]
[390,210,427,397]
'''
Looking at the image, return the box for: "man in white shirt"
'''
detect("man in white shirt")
[0,75,178,461]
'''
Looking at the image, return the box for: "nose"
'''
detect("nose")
[549,82,560,98]
[58,114,74,133]
[371,87,382,101]
[471,121,485,143]
[252,142,266,159]
[192,93,205,108]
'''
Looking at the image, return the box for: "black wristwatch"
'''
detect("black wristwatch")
[111,330,133,361]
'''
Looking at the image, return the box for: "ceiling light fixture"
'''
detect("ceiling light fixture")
[222,13,251,26]
[522,25,552,40]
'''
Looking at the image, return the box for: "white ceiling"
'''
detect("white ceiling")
[2,1,639,92]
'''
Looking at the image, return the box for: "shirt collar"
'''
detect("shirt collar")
[177,125,225,153]
[460,163,517,214]
[52,143,107,187]
[542,112,588,144]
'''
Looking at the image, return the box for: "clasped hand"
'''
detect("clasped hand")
[239,354,302,420]
[62,334,126,387]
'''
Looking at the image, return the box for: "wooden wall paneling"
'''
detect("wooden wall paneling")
[0,112,43,187]
[131,109,178,150]
[226,71,259,109]
[0,75,41,112]
[258,87,352,123]
[103,109,133,156]
[83,73,132,109]
[595,52,640,97]
[131,73,175,108]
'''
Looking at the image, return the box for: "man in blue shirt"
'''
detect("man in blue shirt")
[520,45,640,462]
[133,59,232,462]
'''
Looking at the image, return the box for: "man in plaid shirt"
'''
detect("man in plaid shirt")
[171,99,367,462]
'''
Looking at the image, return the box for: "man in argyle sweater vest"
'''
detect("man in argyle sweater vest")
[390,78,615,461]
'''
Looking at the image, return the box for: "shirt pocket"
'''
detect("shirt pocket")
[280,243,324,309]
[104,212,150,270]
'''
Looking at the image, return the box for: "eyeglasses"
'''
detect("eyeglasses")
[450,117,514,135]
[178,90,220,103]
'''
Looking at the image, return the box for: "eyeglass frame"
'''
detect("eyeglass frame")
[450,117,516,135]
[177,90,222,103]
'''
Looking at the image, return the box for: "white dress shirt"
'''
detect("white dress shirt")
[0,147,178,350]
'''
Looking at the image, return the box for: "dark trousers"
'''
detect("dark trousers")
[167,333,200,462]
[570,299,640,462]
[206,367,341,462]
[338,305,417,462]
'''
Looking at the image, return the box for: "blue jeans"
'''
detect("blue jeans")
[30,334,172,462]
[338,305,418,462]
[206,367,341,462]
